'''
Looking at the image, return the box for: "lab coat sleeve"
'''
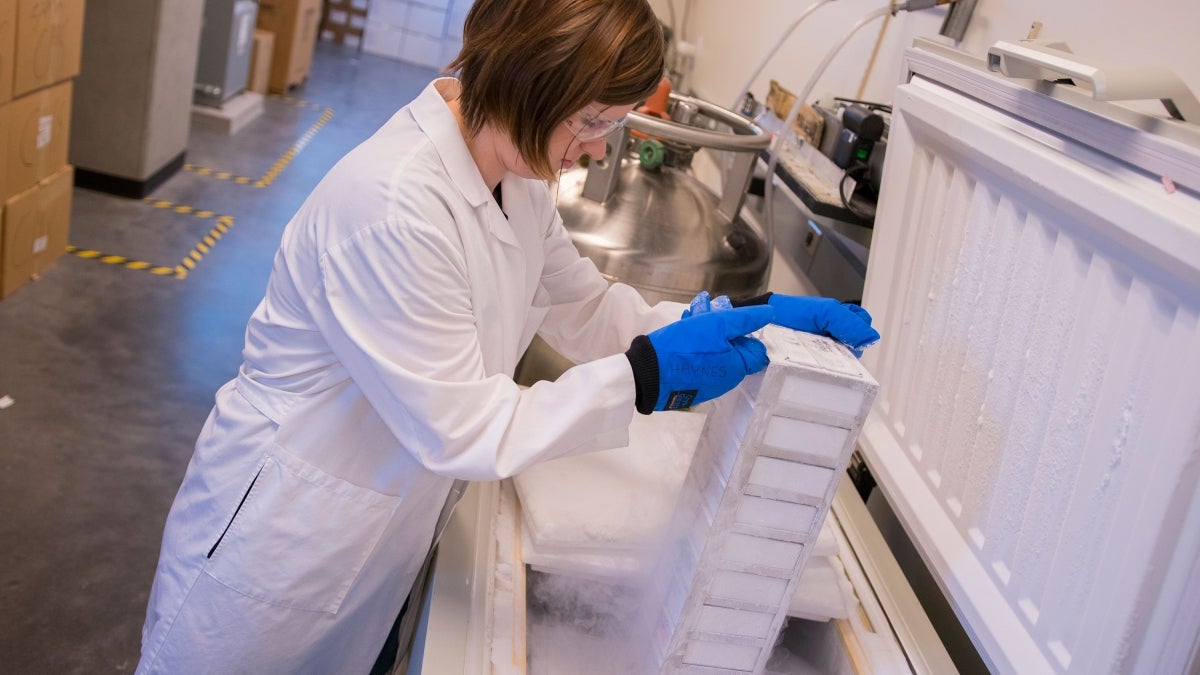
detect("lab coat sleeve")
[535,209,686,363]
[306,217,639,481]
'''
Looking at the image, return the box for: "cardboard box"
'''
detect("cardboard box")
[247,28,274,95]
[257,0,322,94]
[0,0,15,104]
[13,0,85,98]
[0,79,72,201]
[1,164,72,299]
[767,79,824,147]
[319,0,367,46]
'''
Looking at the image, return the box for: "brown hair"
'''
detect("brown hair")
[447,0,665,180]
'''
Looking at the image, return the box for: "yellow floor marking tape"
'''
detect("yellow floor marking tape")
[183,163,257,185]
[66,246,183,278]
[254,106,334,188]
[184,96,335,189]
[66,201,235,280]
[79,95,332,278]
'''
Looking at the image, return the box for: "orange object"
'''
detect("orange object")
[641,77,672,117]
[633,77,672,139]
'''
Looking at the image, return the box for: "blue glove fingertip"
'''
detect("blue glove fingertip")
[843,303,873,325]
[686,290,713,319]
[731,335,770,373]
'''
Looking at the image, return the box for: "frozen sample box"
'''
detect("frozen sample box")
[646,325,878,674]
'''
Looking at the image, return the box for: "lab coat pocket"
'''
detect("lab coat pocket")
[203,450,400,614]
[519,283,552,355]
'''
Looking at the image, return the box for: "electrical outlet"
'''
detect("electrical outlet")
[802,219,823,257]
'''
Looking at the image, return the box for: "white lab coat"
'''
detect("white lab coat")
[137,79,683,674]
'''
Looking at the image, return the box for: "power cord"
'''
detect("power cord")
[839,164,874,222]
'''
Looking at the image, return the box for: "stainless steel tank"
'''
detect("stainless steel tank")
[554,158,767,305]
[516,94,773,384]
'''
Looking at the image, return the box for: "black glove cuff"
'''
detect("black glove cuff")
[625,335,660,415]
[731,292,773,307]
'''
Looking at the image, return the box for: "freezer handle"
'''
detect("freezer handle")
[986,39,1200,123]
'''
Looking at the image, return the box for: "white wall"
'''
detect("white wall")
[647,0,1200,116]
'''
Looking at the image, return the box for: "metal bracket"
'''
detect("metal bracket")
[581,125,630,203]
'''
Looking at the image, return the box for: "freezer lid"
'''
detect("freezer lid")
[859,39,1200,675]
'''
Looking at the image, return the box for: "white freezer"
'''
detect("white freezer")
[408,38,1200,675]
[860,39,1200,675]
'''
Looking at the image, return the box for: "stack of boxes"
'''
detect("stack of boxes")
[256,0,322,94]
[644,325,877,673]
[318,0,368,48]
[0,0,84,299]
[362,0,471,70]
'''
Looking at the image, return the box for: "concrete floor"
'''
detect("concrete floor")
[0,43,439,674]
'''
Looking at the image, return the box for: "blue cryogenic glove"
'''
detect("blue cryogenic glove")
[625,305,774,414]
[763,293,879,357]
[686,290,733,317]
[687,291,879,357]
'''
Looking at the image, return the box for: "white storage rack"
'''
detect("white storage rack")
[646,325,878,673]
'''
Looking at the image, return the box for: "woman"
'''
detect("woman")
[137,0,878,672]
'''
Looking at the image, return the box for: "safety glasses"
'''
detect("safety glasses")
[564,105,627,141]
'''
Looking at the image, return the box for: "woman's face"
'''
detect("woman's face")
[508,102,638,180]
